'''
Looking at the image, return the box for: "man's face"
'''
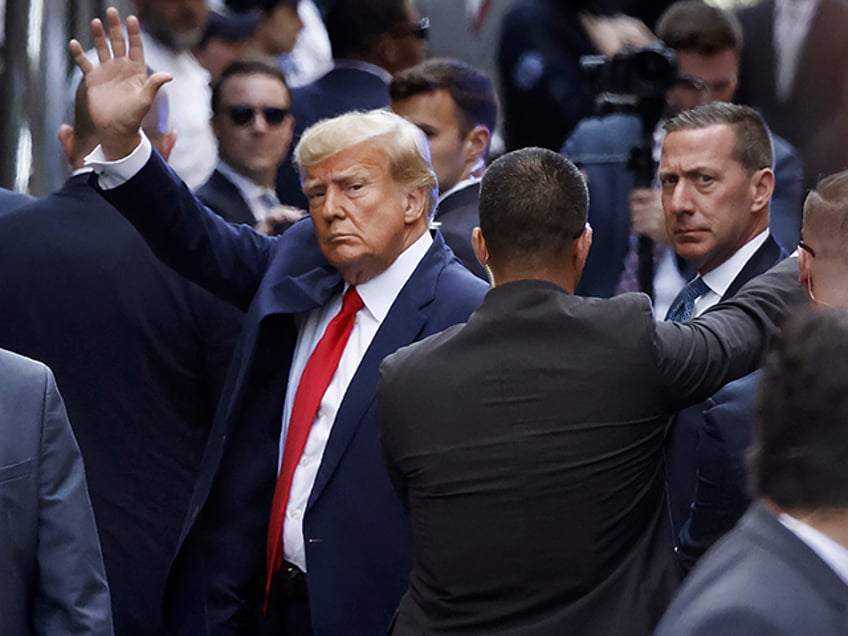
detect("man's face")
[659,124,768,274]
[392,89,471,194]
[383,0,427,74]
[667,48,739,114]
[303,141,428,284]
[136,0,208,50]
[212,73,294,185]
[262,4,304,55]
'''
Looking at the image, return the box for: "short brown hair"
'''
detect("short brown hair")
[664,102,773,173]
[656,0,743,56]
[801,170,848,263]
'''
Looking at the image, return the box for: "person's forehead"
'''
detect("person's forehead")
[305,141,392,182]
[676,48,739,78]
[392,89,461,127]
[661,124,737,164]
[221,73,290,104]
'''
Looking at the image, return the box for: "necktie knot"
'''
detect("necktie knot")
[341,286,364,317]
[666,276,710,322]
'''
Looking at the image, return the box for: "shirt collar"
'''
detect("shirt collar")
[216,160,277,220]
[779,511,848,586]
[438,170,482,205]
[353,230,432,323]
[701,229,770,298]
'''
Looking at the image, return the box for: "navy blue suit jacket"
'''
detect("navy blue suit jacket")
[97,152,488,635]
[0,187,35,214]
[276,66,391,209]
[196,169,256,226]
[665,235,787,571]
[563,114,803,298]
[0,174,243,635]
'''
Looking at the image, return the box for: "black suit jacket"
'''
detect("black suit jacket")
[434,182,487,280]
[656,501,848,635]
[737,0,848,186]
[0,174,243,636]
[378,262,802,635]
[665,234,787,551]
[196,169,256,226]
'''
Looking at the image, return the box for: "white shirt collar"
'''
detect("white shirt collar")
[701,229,770,298]
[215,160,277,221]
[353,229,432,323]
[779,511,848,586]
[331,59,392,84]
[438,170,482,205]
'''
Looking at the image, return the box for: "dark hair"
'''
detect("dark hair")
[210,57,290,115]
[664,102,773,173]
[752,308,848,508]
[656,0,743,56]
[802,170,848,263]
[389,58,499,136]
[324,0,410,59]
[479,147,588,264]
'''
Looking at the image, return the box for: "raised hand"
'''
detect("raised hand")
[68,7,172,160]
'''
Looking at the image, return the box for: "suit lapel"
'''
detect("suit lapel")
[307,239,445,506]
[722,234,786,301]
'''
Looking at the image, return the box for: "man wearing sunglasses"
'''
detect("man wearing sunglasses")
[197,58,304,233]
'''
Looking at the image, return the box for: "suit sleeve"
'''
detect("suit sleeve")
[654,258,804,408]
[95,151,274,311]
[32,367,114,636]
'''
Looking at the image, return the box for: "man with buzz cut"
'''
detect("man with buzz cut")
[377,145,802,635]
[390,58,499,280]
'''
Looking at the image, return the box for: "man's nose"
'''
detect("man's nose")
[668,181,693,214]
[321,187,345,219]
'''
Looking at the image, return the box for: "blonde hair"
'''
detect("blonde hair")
[294,109,439,218]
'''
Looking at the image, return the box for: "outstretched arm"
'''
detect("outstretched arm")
[68,7,171,160]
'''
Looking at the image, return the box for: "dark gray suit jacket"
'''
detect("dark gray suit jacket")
[378,259,802,636]
[195,169,256,226]
[655,501,848,635]
[0,348,113,636]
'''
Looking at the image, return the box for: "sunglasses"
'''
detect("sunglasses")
[392,16,430,40]
[226,105,291,127]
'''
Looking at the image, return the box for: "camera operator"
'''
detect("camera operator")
[562,0,803,316]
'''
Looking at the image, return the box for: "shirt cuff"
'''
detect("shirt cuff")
[83,133,152,190]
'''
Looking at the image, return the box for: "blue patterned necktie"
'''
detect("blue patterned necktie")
[665,276,710,322]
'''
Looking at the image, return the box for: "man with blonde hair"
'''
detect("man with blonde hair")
[69,9,486,635]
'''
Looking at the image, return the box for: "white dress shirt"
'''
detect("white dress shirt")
[774,0,820,101]
[692,230,769,317]
[142,31,218,189]
[280,230,433,570]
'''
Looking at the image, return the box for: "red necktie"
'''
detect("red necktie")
[264,286,364,609]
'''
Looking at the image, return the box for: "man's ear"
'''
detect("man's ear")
[798,247,812,289]
[154,131,178,162]
[751,168,775,213]
[573,225,593,275]
[471,226,489,268]
[403,186,429,224]
[463,125,491,165]
[58,124,75,165]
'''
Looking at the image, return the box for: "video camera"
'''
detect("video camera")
[580,41,677,131]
